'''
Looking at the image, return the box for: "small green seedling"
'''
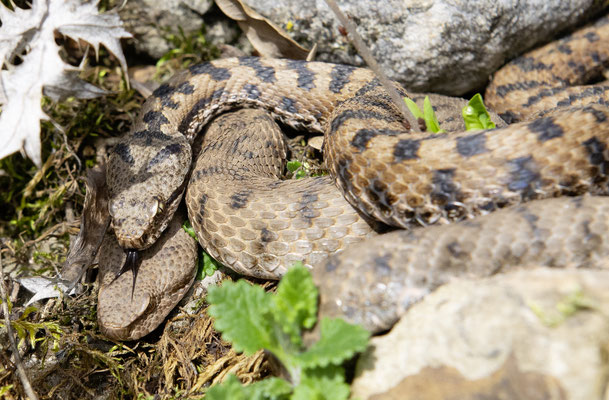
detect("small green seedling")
[287,160,308,179]
[462,93,496,131]
[197,252,220,279]
[404,95,446,133]
[205,264,370,400]
[528,288,596,327]
[404,93,496,133]
[182,220,219,277]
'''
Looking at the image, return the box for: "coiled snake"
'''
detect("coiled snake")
[98,15,609,340]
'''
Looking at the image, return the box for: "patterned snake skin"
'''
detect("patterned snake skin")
[101,15,609,340]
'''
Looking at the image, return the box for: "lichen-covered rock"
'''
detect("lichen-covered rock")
[352,268,609,400]
[119,0,218,58]
[247,0,608,94]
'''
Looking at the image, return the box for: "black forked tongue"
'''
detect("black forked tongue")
[111,249,140,300]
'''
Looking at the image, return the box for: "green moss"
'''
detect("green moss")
[155,25,221,79]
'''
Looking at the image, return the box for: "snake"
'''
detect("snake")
[99,14,609,340]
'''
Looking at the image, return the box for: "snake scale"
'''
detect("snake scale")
[100,15,609,340]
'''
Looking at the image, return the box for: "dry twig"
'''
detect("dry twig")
[0,248,40,400]
[323,0,419,131]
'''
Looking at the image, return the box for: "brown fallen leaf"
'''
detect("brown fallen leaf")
[215,0,310,59]
[61,164,110,284]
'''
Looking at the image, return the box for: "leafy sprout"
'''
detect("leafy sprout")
[205,264,370,400]
[404,93,495,133]
[462,93,496,130]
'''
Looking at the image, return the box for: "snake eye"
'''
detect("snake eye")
[150,196,163,216]
[108,201,118,218]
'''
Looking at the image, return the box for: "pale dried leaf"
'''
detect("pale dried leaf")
[44,69,109,102]
[215,0,309,59]
[51,0,131,76]
[19,277,77,306]
[0,44,50,166]
[0,3,43,65]
[0,0,131,167]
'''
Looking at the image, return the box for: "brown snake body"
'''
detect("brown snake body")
[101,15,609,340]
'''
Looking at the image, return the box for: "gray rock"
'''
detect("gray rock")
[351,268,609,400]
[119,0,215,59]
[246,0,608,95]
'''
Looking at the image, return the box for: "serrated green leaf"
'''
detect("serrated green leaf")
[297,317,370,368]
[272,263,318,345]
[286,160,302,173]
[205,374,248,400]
[462,93,496,131]
[293,365,349,400]
[291,384,321,400]
[247,377,292,400]
[206,268,371,399]
[206,375,292,400]
[423,96,445,133]
[207,280,275,354]
[403,97,423,119]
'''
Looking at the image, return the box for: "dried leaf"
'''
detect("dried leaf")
[18,277,77,306]
[215,0,309,59]
[61,164,110,284]
[0,0,131,167]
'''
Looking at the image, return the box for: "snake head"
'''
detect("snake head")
[108,189,183,250]
[106,133,192,250]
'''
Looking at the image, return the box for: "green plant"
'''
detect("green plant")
[404,93,496,133]
[205,264,370,399]
[155,25,220,77]
[182,220,220,277]
[404,95,446,133]
[528,288,596,327]
[0,302,62,352]
[286,160,309,179]
[462,93,496,130]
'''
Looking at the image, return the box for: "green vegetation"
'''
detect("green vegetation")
[0,301,62,353]
[205,264,371,400]
[0,66,138,245]
[198,252,221,278]
[183,220,220,277]
[529,288,597,327]
[286,160,310,179]
[156,25,221,78]
[404,93,495,133]
[404,95,446,133]
[462,93,496,130]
